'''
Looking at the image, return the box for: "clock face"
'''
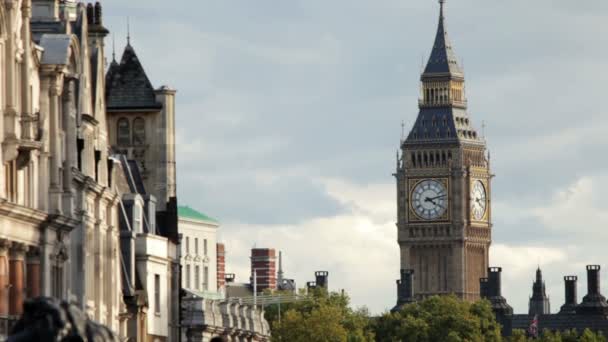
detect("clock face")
[411,179,448,220]
[470,180,487,220]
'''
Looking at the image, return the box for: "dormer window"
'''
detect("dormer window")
[132,203,142,234]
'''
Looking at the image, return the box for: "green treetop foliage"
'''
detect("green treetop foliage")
[508,328,605,342]
[264,292,607,341]
[374,295,502,342]
[265,288,375,342]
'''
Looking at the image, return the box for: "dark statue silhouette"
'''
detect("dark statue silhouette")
[7,297,117,342]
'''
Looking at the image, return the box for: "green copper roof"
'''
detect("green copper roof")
[178,206,219,223]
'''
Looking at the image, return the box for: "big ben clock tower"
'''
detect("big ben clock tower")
[395,0,491,302]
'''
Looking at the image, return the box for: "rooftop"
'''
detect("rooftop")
[178,205,219,224]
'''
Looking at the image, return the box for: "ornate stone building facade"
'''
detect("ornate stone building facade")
[0,0,126,337]
[106,40,181,341]
[395,0,491,303]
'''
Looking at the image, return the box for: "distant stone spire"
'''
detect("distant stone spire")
[529,267,551,315]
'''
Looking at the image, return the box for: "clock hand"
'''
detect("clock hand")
[424,197,438,205]
[427,194,447,201]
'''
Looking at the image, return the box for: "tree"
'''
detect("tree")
[265,288,374,342]
[507,328,606,342]
[374,295,502,342]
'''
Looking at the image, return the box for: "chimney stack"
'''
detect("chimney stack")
[576,265,608,315]
[488,267,503,297]
[587,265,600,295]
[315,271,329,289]
[225,273,235,284]
[559,276,577,314]
[306,281,317,291]
[393,269,415,311]
[480,277,489,299]
[486,267,513,336]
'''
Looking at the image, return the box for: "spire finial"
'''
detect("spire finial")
[127,17,131,45]
[439,0,445,18]
[401,120,405,142]
[112,34,116,62]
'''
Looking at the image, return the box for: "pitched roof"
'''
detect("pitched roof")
[404,107,481,145]
[178,206,219,223]
[422,1,463,78]
[39,34,72,65]
[105,44,162,111]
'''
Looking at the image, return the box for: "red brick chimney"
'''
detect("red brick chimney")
[251,248,277,292]
[217,243,226,291]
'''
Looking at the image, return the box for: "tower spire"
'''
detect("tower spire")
[422,0,463,78]
[112,34,116,62]
[127,17,131,46]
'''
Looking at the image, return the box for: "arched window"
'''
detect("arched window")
[117,118,130,146]
[133,117,146,145]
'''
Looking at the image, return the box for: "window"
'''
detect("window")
[204,239,208,256]
[117,118,130,146]
[203,266,209,291]
[185,237,189,254]
[194,238,198,255]
[132,204,142,233]
[132,117,146,145]
[154,274,160,314]
[185,265,191,289]
[195,266,200,290]
[52,264,63,299]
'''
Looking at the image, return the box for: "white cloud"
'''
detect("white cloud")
[221,179,398,314]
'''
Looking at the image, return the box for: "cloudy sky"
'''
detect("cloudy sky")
[103,0,608,314]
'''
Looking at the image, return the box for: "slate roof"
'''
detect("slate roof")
[39,34,72,65]
[512,314,608,336]
[404,107,481,146]
[105,44,162,111]
[422,1,463,78]
[178,206,219,224]
[118,155,146,195]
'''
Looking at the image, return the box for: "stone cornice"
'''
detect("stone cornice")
[0,199,47,226]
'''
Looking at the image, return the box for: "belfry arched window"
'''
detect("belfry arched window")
[133,117,146,145]
[117,118,130,146]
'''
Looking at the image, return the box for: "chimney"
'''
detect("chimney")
[94,2,102,25]
[315,271,329,289]
[486,267,514,336]
[225,273,235,284]
[217,243,226,290]
[306,281,317,291]
[488,267,502,297]
[86,3,94,25]
[559,276,577,314]
[397,269,415,304]
[479,277,489,299]
[576,265,608,315]
[587,265,600,295]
